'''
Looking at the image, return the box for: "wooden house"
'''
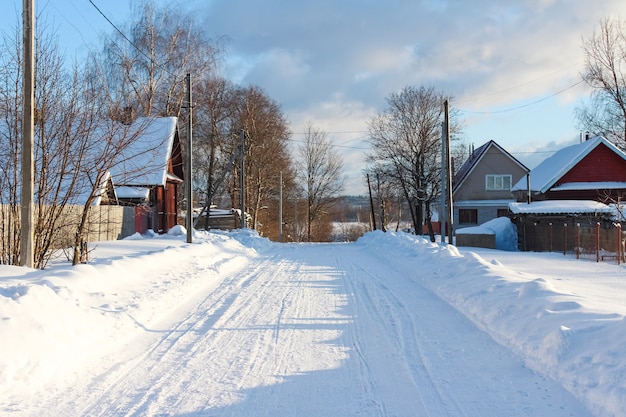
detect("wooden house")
[508,136,626,252]
[452,140,529,228]
[108,117,184,234]
[511,136,626,203]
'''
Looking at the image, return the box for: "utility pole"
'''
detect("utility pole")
[440,122,446,243]
[444,99,454,244]
[278,171,283,242]
[20,0,34,268]
[240,129,246,229]
[367,173,377,231]
[185,73,193,243]
[376,173,386,232]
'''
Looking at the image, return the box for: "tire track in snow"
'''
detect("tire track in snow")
[76,251,259,416]
[24,239,593,417]
[337,249,456,416]
[343,242,593,417]
[79,250,311,416]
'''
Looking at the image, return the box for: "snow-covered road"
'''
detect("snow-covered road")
[8,233,594,416]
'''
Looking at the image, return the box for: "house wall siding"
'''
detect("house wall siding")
[453,143,527,228]
[454,205,509,227]
[454,148,527,201]
[559,144,626,183]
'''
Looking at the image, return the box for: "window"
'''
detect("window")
[459,209,478,224]
[486,174,512,191]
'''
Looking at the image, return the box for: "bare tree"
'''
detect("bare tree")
[366,85,461,238]
[0,16,170,267]
[577,17,626,147]
[225,86,295,238]
[298,123,344,242]
[0,21,103,267]
[98,0,222,120]
[192,76,238,227]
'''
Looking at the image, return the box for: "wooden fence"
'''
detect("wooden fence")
[518,219,625,264]
[0,204,136,252]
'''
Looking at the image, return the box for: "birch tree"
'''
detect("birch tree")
[577,17,626,147]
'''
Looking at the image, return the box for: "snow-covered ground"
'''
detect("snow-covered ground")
[1,226,625,416]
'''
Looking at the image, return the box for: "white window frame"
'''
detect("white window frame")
[485,174,512,191]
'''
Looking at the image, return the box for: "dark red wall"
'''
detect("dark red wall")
[559,144,626,183]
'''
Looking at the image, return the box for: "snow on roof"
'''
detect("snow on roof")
[551,181,626,191]
[511,136,626,193]
[72,171,114,206]
[509,200,615,215]
[109,117,178,187]
[115,186,150,200]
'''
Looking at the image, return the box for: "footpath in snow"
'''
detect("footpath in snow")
[0,228,624,416]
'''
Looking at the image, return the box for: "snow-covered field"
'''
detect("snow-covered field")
[1,226,625,416]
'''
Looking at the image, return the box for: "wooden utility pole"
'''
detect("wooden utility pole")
[444,100,454,244]
[367,173,377,231]
[440,122,447,243]
[20,0,34,268]
[240,129,246,229]
[376,173,386,232]
[278,171,283,242]
[185,73,193,243]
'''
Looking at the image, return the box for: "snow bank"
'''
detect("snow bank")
[356,231,626,417]
[455,217,518,251]
[0,230,257,400]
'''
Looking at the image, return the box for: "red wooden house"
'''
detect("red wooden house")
[109,117,184,234]
[511,136,626,203]
[509,136,626,252]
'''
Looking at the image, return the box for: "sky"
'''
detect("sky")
[2,225,626,415]
[3,0,626,194]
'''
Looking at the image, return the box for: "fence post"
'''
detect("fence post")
[618,223,622,265]
[596,222,600,262]
[576,223,581,259]
[563,223,567,256]
[549,222,553,252]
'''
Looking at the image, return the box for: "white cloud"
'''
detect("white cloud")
[198,0,626,193]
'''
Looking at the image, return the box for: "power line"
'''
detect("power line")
[43,0,98,56]
[285,136,370,151]
[457,80,586,115]
[455,62,584,106]
[291,130,367,135]
[88,0,177,77]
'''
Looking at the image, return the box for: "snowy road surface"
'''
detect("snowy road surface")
[4,233,595,417]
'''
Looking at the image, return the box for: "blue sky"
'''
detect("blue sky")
[3,0,626,194]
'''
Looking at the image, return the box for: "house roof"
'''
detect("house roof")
[511,136,626,194]
[74,171,115,206]
[109,117,180,187]
[115,186,150,200]
[453,140,528,193]
[509,200,615,215]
